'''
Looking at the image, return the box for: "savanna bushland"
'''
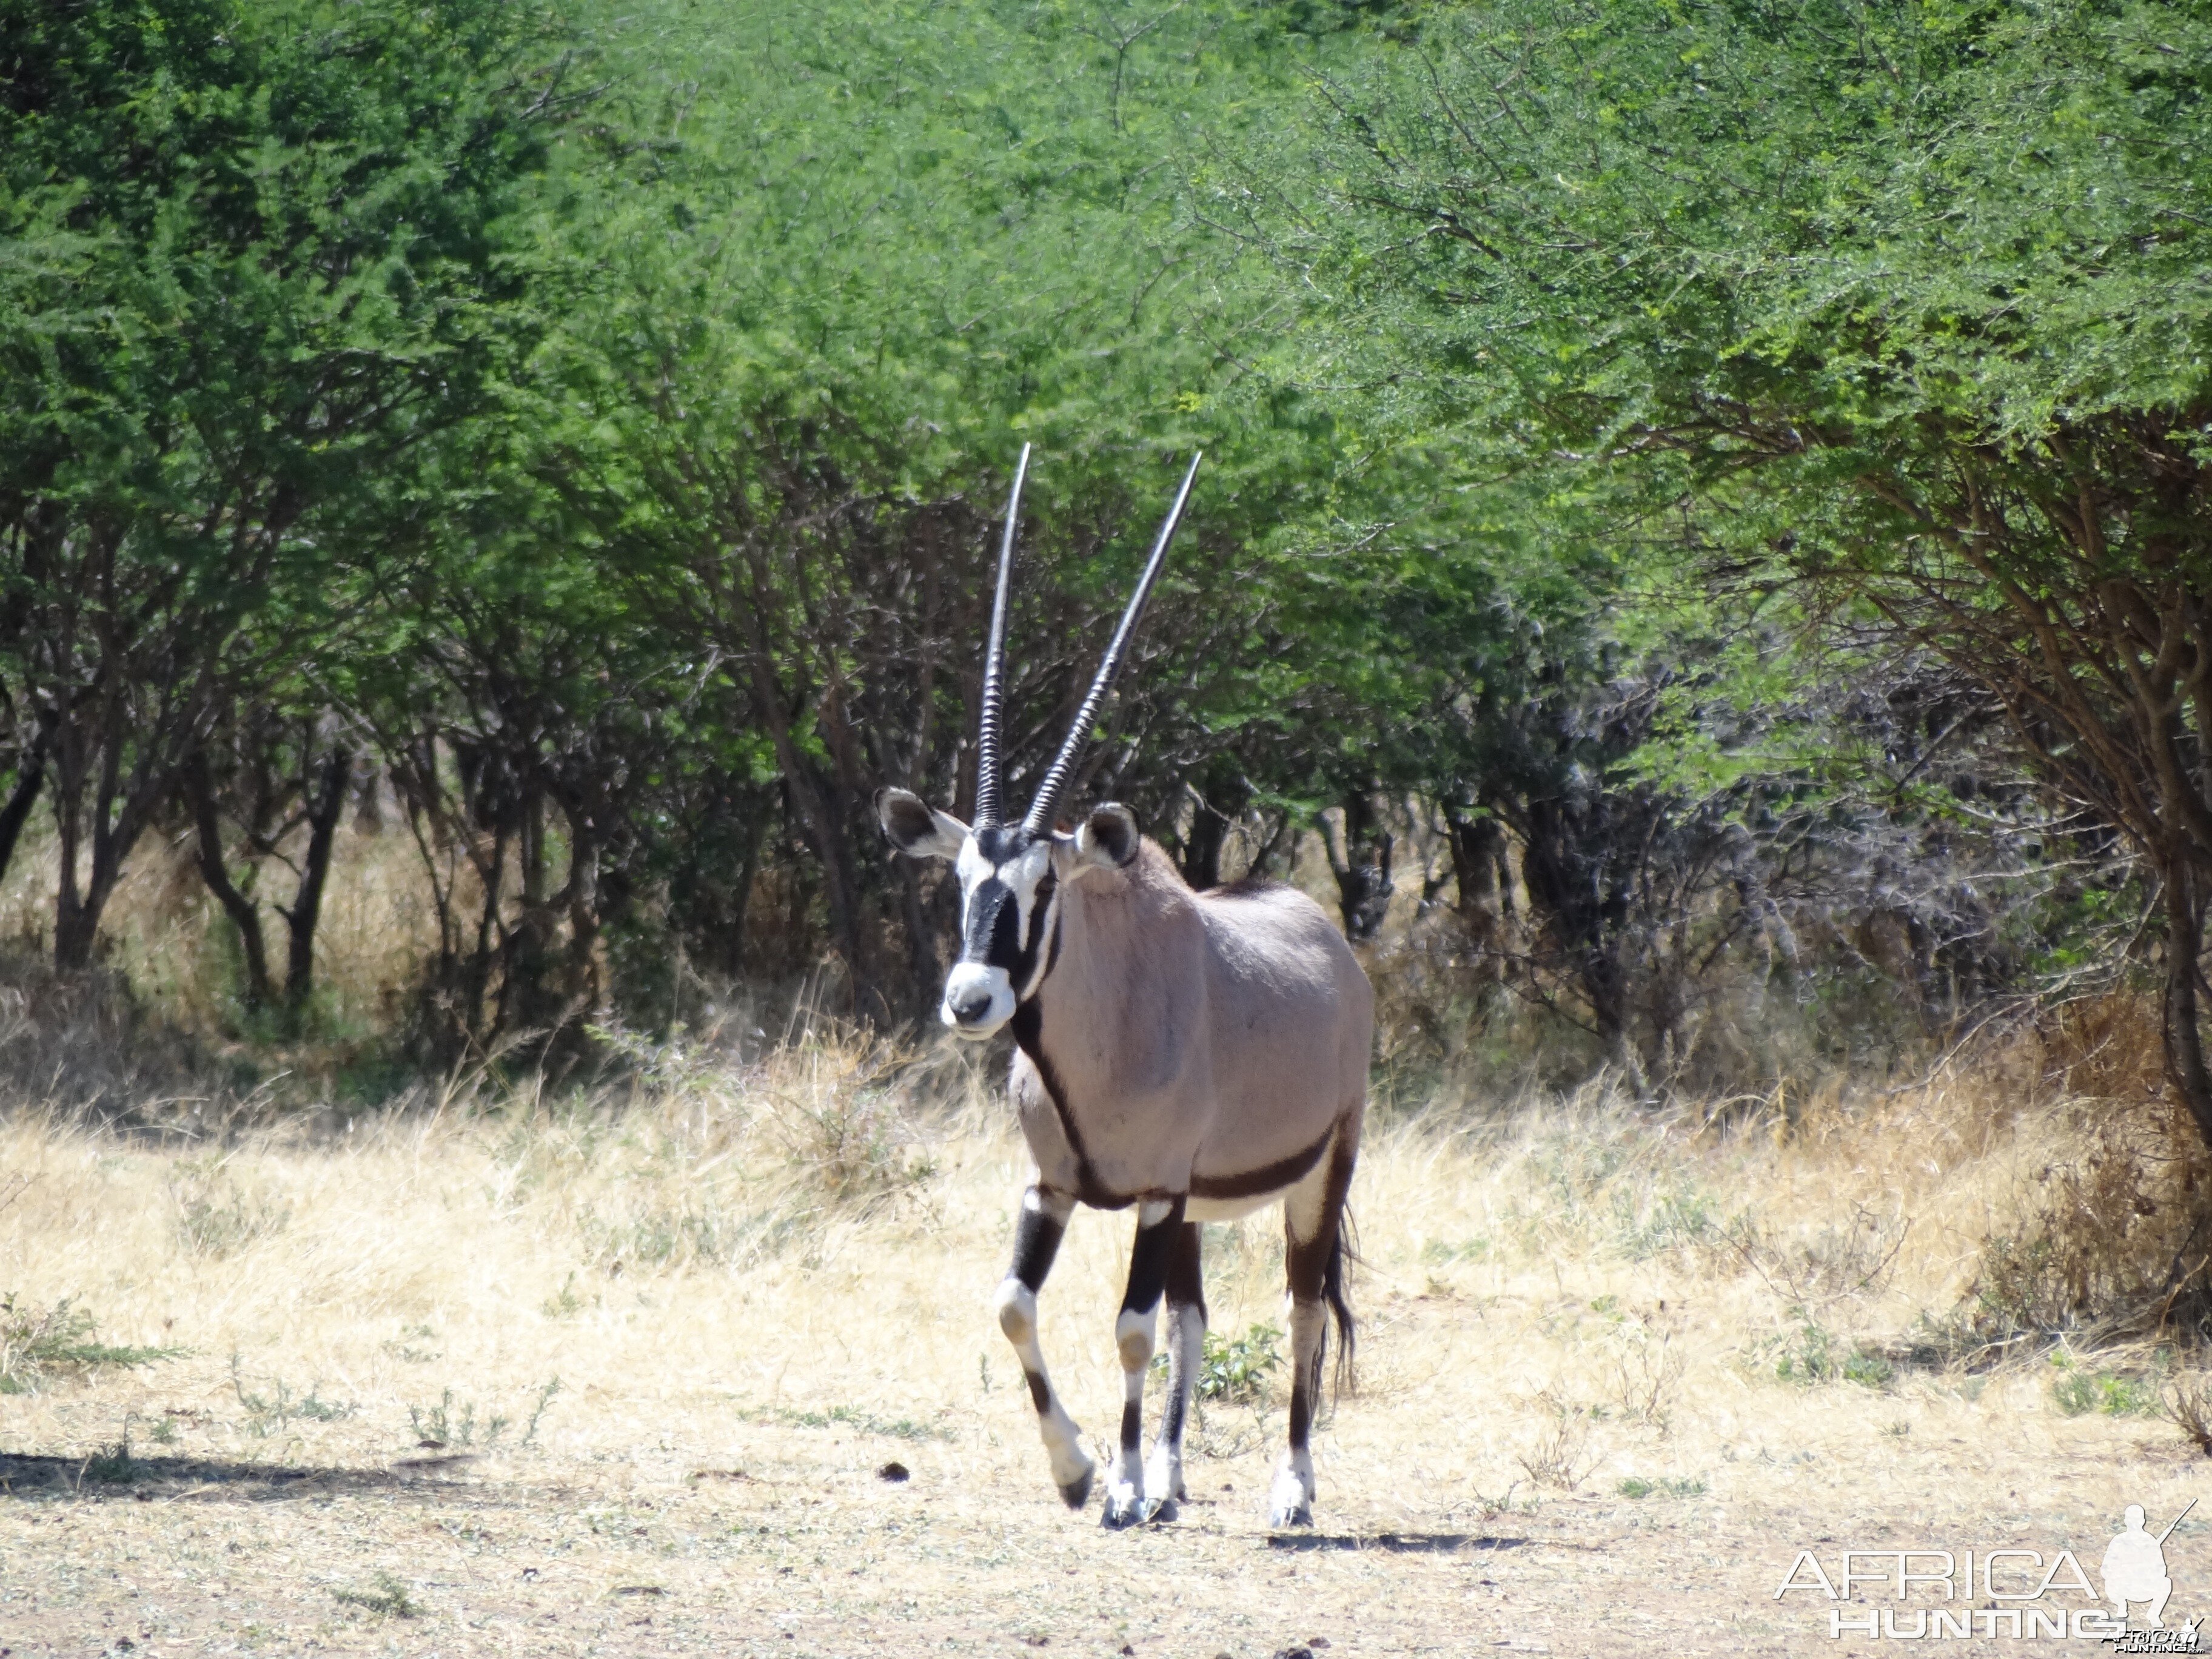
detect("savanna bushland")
[1,2,2209,1653]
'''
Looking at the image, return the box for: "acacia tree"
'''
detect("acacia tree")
[0,0,579,971]
[523,0,1357,1021]
[1266,0,2212,1131]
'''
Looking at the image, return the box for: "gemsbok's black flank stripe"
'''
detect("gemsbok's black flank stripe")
[1189,1123,1335,1201]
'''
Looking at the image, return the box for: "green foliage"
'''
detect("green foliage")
[2049,1349,2161,1418]
[0,1295,181,1394]
[759,1403,948,1443]
[83,1430,143,1485]
[1266,0,2212,1104]
[409,1388,510,1451]
[1419,1236,1491,1265]
[521,1376,562,1447]
[0,0,595,971]
[230,1355,356,1436]
[1,0,2190,1099]
[1279,0,2211,452]
[333,1571,423,1618]
[1613,1190,1720,1261]
[1618,1475,1706,1500]
[1769,1320,1895,1389]
[1198,1321,1283,1403]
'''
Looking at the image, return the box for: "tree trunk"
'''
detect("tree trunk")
[185,756,273,1010]
[2163,860,2212,1148]
[282,745,350,1011]
[1446,809,1505,971]
[1322,794,1394,941]
[561,815,602,1019]
[49,727,141,974]
[0,747,45,888]
[1179,762,1248,890]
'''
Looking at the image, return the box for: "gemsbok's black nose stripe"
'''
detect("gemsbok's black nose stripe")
[964,878,1017,967]
[962,868,1061,1002]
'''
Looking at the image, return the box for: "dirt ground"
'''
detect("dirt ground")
[2,1311,2201,1657]
[2,1054,2209,1656]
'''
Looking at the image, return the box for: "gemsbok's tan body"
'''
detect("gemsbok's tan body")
[877,449,1370,1529]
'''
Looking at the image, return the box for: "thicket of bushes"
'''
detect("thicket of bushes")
[2,1,2204,1125]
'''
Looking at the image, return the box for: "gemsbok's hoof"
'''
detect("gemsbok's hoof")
[1050,1441,1096,1510]
[1138,1493,1178,1524]
[1101,1481,1147,1529]
[1269,1464,1315,1529]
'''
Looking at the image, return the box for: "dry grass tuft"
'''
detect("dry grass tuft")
[1513,1387,1601,1490]
[1960,1093,2212,1351]
[2165,1373,2212,1456]
[2039,989,2171,1105]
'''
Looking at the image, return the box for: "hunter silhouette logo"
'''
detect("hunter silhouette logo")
[2103,1501,2190,1630]
[1775,1498,2202,1644]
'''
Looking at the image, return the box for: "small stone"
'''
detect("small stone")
[876,1461,910,1482]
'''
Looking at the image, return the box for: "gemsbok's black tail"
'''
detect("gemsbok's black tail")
[1321,1207,1357,1399]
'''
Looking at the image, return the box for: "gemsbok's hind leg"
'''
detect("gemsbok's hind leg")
[994,1185,1095,1509]
[1104,1196,1185,1528]
[1142,1219,1205,1521]
[1272,1131,1356,1529]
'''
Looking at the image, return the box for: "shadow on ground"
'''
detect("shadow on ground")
[0,1448,486,1501]
[1264,1530,1529,1553]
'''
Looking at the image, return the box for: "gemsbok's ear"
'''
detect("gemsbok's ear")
[1071,803,1140,873]
[877,788,968,860]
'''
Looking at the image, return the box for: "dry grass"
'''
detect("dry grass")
[4,1019,2212,1654]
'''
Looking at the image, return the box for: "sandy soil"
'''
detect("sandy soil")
[3,1290,2203,1656]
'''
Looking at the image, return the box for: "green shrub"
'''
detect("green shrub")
[1769,1321,1894,1389]
[0,1295,181,1394]
[1197,1322,1282,1404]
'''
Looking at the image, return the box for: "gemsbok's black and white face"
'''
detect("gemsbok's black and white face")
[875,797,1138,1039]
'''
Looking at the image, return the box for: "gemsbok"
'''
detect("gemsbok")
[877,447,1373,1529]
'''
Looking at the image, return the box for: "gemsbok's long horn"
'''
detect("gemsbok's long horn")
[1022,451,1202,837]
[974,443,1031,828]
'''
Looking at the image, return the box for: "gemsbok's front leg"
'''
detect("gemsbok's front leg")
[994,1185,1095,1509]
[1104,1195,1185,1529]
[1143,1219,1205,1522]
